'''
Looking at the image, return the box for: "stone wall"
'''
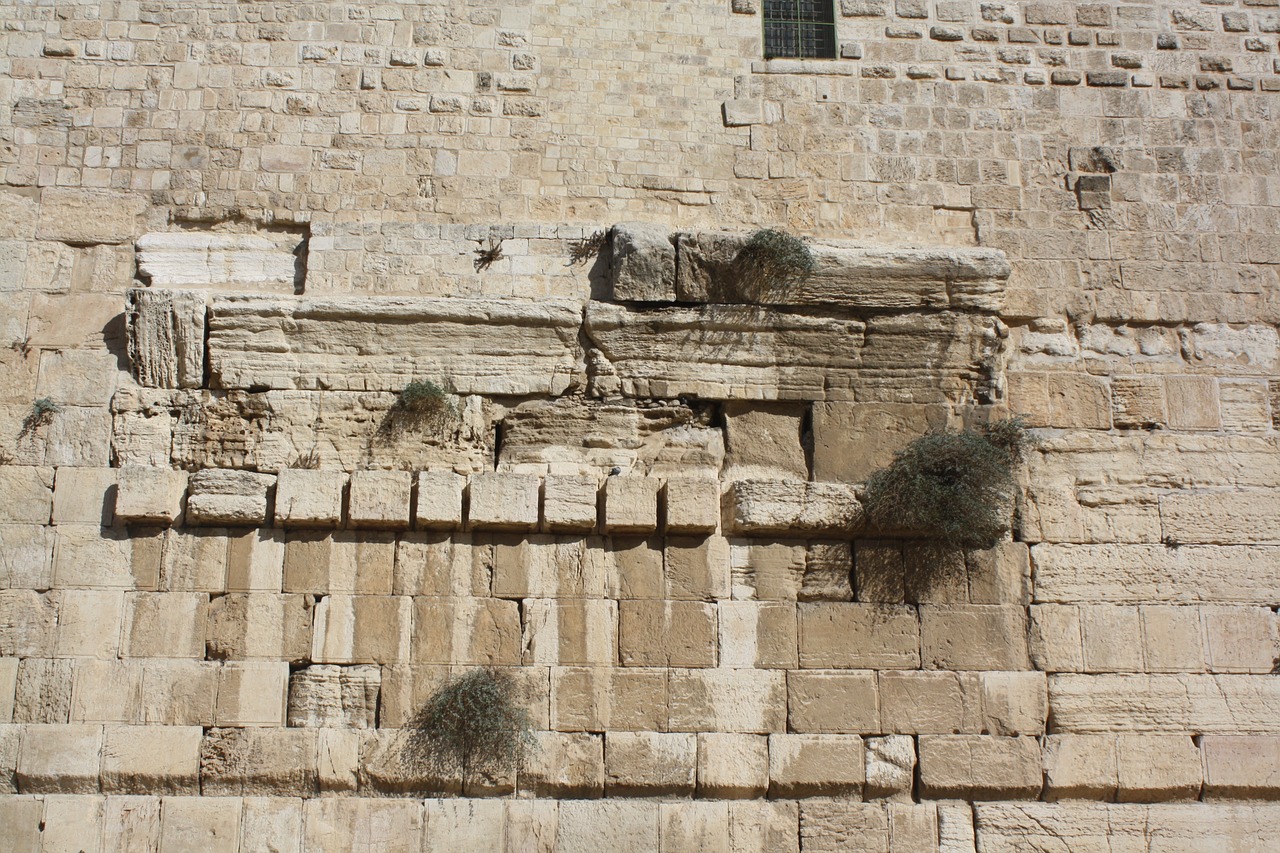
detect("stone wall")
[3,0,1280,849]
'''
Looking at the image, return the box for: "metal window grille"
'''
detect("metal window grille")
[762,0,837,59]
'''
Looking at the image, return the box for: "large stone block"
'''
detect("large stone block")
[619,601,717,667]
[556,801,659,853]
[70,659,142,724]
[114,466,187,523]
[586,303,1001,403]
[768,734,864,798]
[798,603,920,669]
[542,475,600,533]
[348,470,412,529]
[301,798,422,852]
[215,661,289,727]
[1160,490,1280,545]
[206,296,586,394]
[1049,674,1280,733]
[55,588,125,659]
[718,601,798,668]
[284,531,395,595]
[522,599,618,666]
[411,597,520,665]
[664,478,720,534]
[415,471,466,530]
[974,803,1280,852]
[603,475,661,534]
[697,733,768,799]
[273,469,346,527]
[918,735,1042,799]
[865,736,916,802]
[205,593,311,662]
[0,589,58,657]
[550,667,669,732]
[0,795,43,851]
[728,480,863,536]
[665,536,731,600]
[287,665,380,728]
[468,473,541,531]
[787,671,878,734]
[136,231,298,291]
[0,524,54,589]
[605,732,696,796]
[101,724,201,793]
[722,402,808,481]
[668,669,786,733]
[311,595,410,665]
[126,288,207,389]
[610,222,676,301]
[524,731,605,797]
[159,796,243,853]
[36,188,146,244]
[140,661,219,726]
[812,402,951,483]
[186,469,275,526]
[17,723,103,793]
[0,466,54,524]
[921,605,1030,670]
[1202,736,1280,799]
[51,466,116,526]
[121,592,207,658]
[201,727,318,795]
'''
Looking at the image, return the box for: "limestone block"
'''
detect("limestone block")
[201,727,318,796]
[415,471,466,530]
[0,466,53,523]
[605,732,696,796]
[697,733,768,799]
[1166,375,1222,430]
[798,603,920,669]
[505,800,558,853]
[287,665,380,728]
[0,524,54,589]
[51,466,116,526]
[54,589,124,659]
[664,478,719,534]
[799,801,898,852]
[659,801,731,853]
[114,466,187,523]
[921,605,1030,670]
[214,661,288,728]
[411,597,520,665]
[586,302,1000,403]
[1116,734,1202,802]
[768,733,865,798]
[126,288,207,389]
[36,188,146,244]
[727,801,800,853]
[101,725,201,793]
[284,531,395,595]
[669,669,786,733]
[122,592,207,658]
[803,542,855,602]
[903,543,969,604]
[0,725,16,793]
[541,475,599,533]
[610,222,676,302]
[731,541,807,600]
[550,667,669,732]
[206,593,311,662]
[1203,606,1280,673]
[301,798,422,852]
[603,475,660,533]
[812,402,950,483]
[1049,674,1280,733]
[665,536,731,600]
[17,723,103,793]
[1138,605,1203,672]
[1202,736,1280,799]
[311,595,410,665]
[0,796,42,851]
[1160,490,1280,545]
[136,231,298,291]
[240,798,303,853]
[866,735,916,801]
[966,542,1031,605]
[38,794,106,853]
[159,528,232,593]
[728,480,863,536]
[878,671,973,735]
[1029,604,1084,672]
[206,296,586,395]
[556,801,659,853]
[0,658,15,722]
[1111,376,1167,428]
[70,659,139,723]
[394,533,488,597]
[524,731,605,797]
[980,672,1048,735]
[718,601,798,668]
[619,601,717,667]
[522,598,618,666]
[101,796,163,852]
[918,735,1042,799]
[140,660,219,726]
[159,796,243,853]
[608,536,665,599]
[317,728,361,793]
[273,469,345,527]
[468,473,541,531]
[491,535,610,598]
[0,589,58,657]
[722,402,808,481]
[974,803,1280,852]
[1043,734,1118,800]
[186,469,275,526]
[424,799,505,850]
[348,470,411,529]
[788,671,878,733]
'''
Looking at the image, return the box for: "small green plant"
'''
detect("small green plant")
[473,235,504,271]
[19,397,61,439]
[728,228,816,302]
[381,379,458,438]
[401,668,536,787]
[863,418,1035,551]
[568,229,608,265]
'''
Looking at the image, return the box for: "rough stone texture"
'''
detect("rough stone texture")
[287,665,380,729]
[468,473,541,531]
[697,733,769,799]
[918,735,1043,800]
[136,232,298,291]
[812,402,951,483]
[602,476,660,534]
[207,297,585,395]
[415,471,467,530]
[664,478,720,534]
[273,469,346,528]
[610,223,676,302]
[114,466,188,523]
[1033,543,1280,604]
[1050,674,1280,734]
[722,403,808,481]
[605,732,697,796]
[799,604,920,669]
[101,725,201,793]
[186,470,275,526]
[768,734,864,798]
[976,803,1280,852]
[126,289,207,389]
[728,481,863,536]
[347,470,412,529]
[1202,736,1280,799]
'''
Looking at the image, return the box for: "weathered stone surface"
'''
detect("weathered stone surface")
[975,803,1280,852]
[301,797,421,851]
[206,593,311,662]
[669,669,786,733]
[728,481,863,536]
[136,231,298,291]
[812,402,952,483]
[1160,490,1280,545]
[865,735,916,801]
[918,735,1042,799]
[14,660,74,725]
[788,671,878,733]
[610,222,676,301]
[126,289,207,389]
[207,296,585,394]
[186,469,275,526]
[51,466,116,525]
[411,597,520,665]
[122,592,207,658]
[348,470,412,529]
[619,601,717,667]
[201,727,317,795]
[1050,674,1280,733]
[557,801,659,852]
[586,303,1000,403]
[1033,543,1280,604]
[768,734,864,797]
[114,466,187,523]
[273,469,346,527]
[524,731,604,797]
[55,589,125,659]
[468,472,541,531]
[605,732,696,796]
[215,661,289,726]
[311,595,410,665]
[0,525,53,591]
[101,724,201,793]
[522,599,618,666]
[659,801,732,853]
[0,466,54,524]
[675,231,1008,311]
[664,478,720,534]
[160,796,243,853]
[287,665,380,728]
[415,471,466,529]
[798,603,920,669]
[17,723,103,793]
[0,590,58,657]
[550,667,668,732]
[36,188,146,244]
[718,601,798,668]
[285,531,394,595]
[1203,736,1280,799]
[697,733,768,798]
[603,475,660,533]
[921,605,1030,670]
[722,402,808,481]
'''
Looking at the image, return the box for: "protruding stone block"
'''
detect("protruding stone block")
[866,735,916,800]
[126,288,207,389]
[543,475,600,533]
[273,469,346,527]
[605,732,696,796]
[919,735,1043,799]
[1203,736,1280,799]
[348,470,412,529]
[604,476,661,534]
[114,466,187,523]
[697,733,768,798]
[102,725,201,793]
[17,723,103,793]
[215,661,289,727]
[768,733,864,798]
[728,480,863,536]
[524,731,605,797]
[799,603,920,669]
[664,478,719,534]
[287,665,380,728]
[468,473,540,531]
[415,471,466,529]
[610,222,677,302]
[186,469,275,526]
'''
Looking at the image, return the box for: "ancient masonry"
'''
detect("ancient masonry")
[2,0,1280,850]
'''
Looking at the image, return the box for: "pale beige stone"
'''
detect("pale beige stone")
[718,601,798,669]
[39,794,106,853]
[101,725,200,793]
[728,480,863,536]
[287,665,380,729]
[722,402,807,481]
[524,731,604,797]
[0,658,16,723]
[14,658,74,724]
[1111,376,1166,428]
[798,603,920,669]
[865,735,916,801]
[206,593,311,662]
[918,735,1042,799]
[0,524,55,589]
[921,605,1029,670]
[0,725,17,794]
[114,466,187,523]
[664,535,731,599]
[411,596,520,665]
[1043,734,1118,800]
[664,478,720,534]
[556,801,659,853]
[966,542,1031,605]
[505,800,558,853]
[878,671,971,735]
[798,801,893,852]
[1116,734,1202,802]
[727,801,799,853]
[619,600,717,667]
[201,727,318,796]
[660,801,731,853]
[0,466,54,523]
[0,795,43,852]
[1203,606,1280,673]
[1160,490,1280,545]
[0,589,58,657]
[52,525,136,591]
[731,541,807,600]
[394,533,486,597]
[469,472,541,531]
[1029,604,1084,673]
[668,669,786,733]
[140,661,218,727]
[311,595,410,665]
[802,541,855,602]
[348,470,412,529]
[550,667,668,732]
[1080,605,1144,672]
[1139,605,1204,672]
[605,731,696,796]
[1049,674,1280,733]
[36,188,145,244]
[215,661,289,726]
[788,671,878,733]
[812,402,950,483]
[610,222,677,301]
[424,799,505,851]
[301,798,422,852]
[240,797,303,853]
[603,475,660,533]
[273,469,345,527]
[491,536,603,598]
[137,231,297,291]
[159,528,230,592]
[697,733,768,799]
[541,474,600,533]
[768,734,864,798]
[186,469,275,526]
[608,536,665,599]
[17,723,103,793]
[283,531,394,595]
[1203,736,1280,799]
[121,592,207,658]
[54,589,125,659]
[980,672,1048,736]
[51,466,116,526]
[159,796,242,853]
[1166,375,1222,430]
[415,470,467,529]
[126,288,207,389]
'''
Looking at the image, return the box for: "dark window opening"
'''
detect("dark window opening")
[763,0,837,59]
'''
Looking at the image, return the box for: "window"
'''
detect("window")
[762,0,837,59]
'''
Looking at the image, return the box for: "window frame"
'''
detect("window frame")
[761,0,839,61]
